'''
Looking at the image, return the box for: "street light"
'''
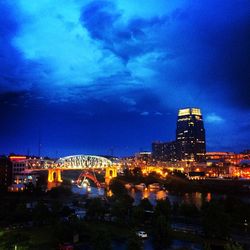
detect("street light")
[244,219,248,232]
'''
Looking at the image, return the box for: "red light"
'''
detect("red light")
[9,156,27,161]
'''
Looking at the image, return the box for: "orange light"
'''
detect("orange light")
[10,156,26,161]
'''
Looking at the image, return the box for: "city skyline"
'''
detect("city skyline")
[1,1,250,156]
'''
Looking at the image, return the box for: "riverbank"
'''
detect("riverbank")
[116,171,250,195]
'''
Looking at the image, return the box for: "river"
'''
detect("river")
[71,184,250,208]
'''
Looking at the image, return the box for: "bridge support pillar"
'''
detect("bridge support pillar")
[48,169,54,183]
[48,169,63,183]
[105,166,117,186]
[56,169,63,182]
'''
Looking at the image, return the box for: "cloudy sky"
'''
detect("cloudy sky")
[0,0,250,156]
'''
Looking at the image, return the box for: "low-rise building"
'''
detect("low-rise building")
[0,156,12,187]
[152,141,178,162]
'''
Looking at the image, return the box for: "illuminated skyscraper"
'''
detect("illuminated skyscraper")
[176,108,206,161]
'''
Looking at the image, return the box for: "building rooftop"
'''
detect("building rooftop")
[178,108,201,116]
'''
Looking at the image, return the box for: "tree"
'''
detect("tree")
[204,242,212,250]
[48,185,72,198]
[110,200,127,223]
[49,200,63,223]
[109,178,127,197]
[110,195,134,224]
[152,199,171,249]
[131,206,145,226]
[139,198,153,211]
[224,243,244,250]
[14,202,30,223]
[127,233,143,250]
[179,203,199,217]
[152,214,170,249]
[61,205,73,217]
[54,221,74,243]
[202,201,230,239]
[24,182,35,193]
[0,232,30,249]
[132,167,143,179]
[53,217,82,244]
[144,172,161,185]
[124,168,132,179]
[33,201,50,225]
[91,229,112,250]
[86,198,106,221]
[154,199,171,218]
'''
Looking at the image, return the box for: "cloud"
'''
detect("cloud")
[1,0,249,111]
[140,111,149,116]
[12,0,125,91]
[120,96,136,106]
[205,113,225,124]
[0,1,35,92]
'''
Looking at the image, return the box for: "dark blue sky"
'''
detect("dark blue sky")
[0,0,250,156]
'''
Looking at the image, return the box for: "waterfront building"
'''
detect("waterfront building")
[206,152,248,166]
[176,108,206,162]
[9,155,28,180]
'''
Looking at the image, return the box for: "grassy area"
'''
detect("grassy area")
[26,226,55,248]
[84,221,131,240]
[171,230,230,247]
[0,222,132,249]
[0,226,56,249]
[171,230,203,243]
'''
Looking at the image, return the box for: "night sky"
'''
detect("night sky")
[0,0,250,157]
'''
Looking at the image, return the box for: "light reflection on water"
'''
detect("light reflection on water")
[131,188,212,208]
[47,182,61,190]
[71,185,105,197]
[59,183,250,208]
[70,184,211,208]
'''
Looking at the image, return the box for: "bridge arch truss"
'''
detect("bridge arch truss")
[56,155,112,169]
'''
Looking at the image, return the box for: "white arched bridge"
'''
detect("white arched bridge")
[25,155,117,186]
[56,155,112,169]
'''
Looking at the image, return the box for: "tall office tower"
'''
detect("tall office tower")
[176,108,206,162]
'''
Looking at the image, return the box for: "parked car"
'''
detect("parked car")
[136,231,148,239]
